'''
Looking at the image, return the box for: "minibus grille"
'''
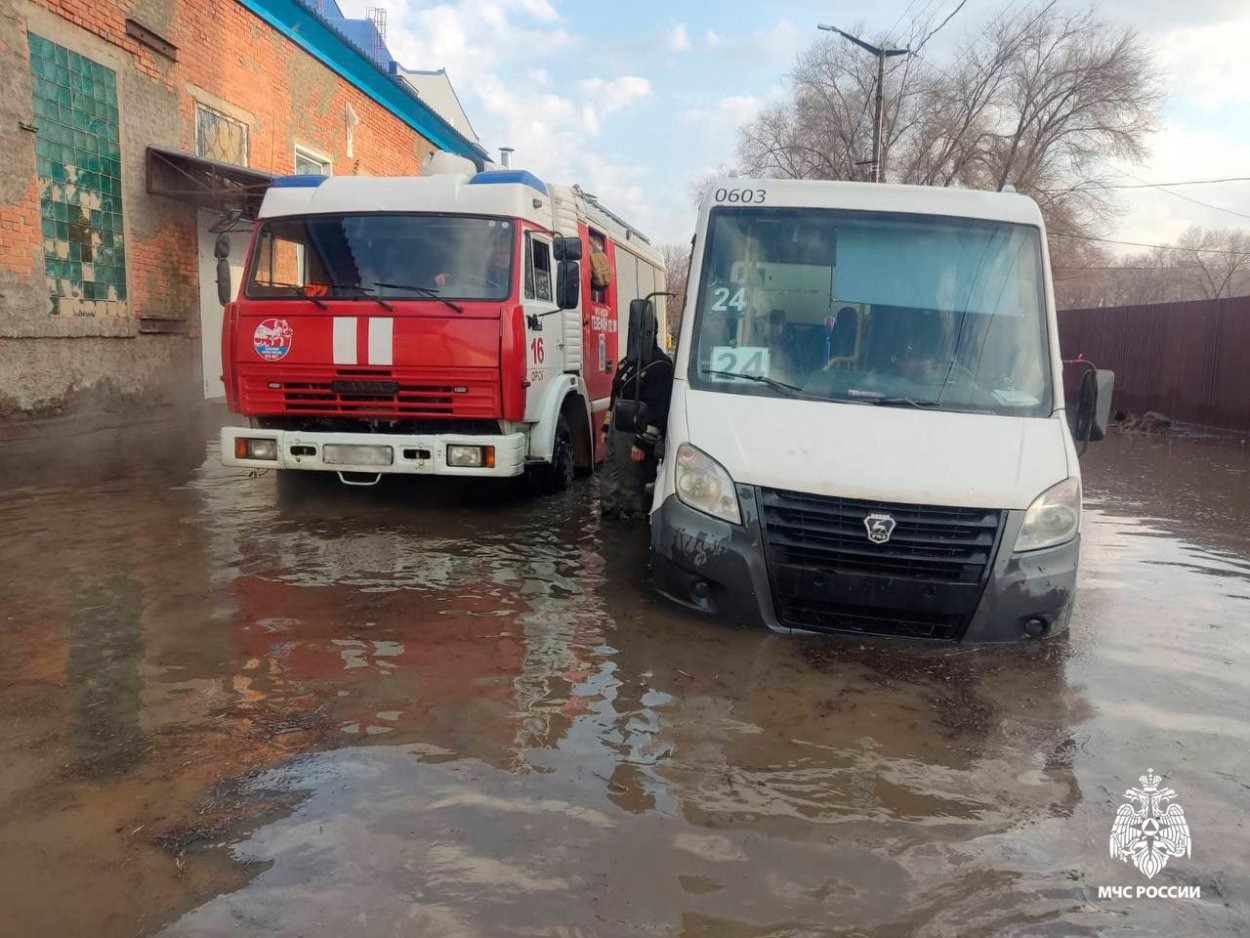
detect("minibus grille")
[759,488,1004,640]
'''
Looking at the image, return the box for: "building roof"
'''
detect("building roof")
[392,67,481,144]
[238,0,489,164]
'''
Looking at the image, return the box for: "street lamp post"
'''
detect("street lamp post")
[817,25,909,183]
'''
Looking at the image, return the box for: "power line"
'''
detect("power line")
[912,0,969,56]
[888,0,928,45]
[1088,175,1250,190]
[1106,168,1250,222]
[1062,232,1250,257]
[1053,264,1208,272]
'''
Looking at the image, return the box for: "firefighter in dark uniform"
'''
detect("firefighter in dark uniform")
[601,304,673,520]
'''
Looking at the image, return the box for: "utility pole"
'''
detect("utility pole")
[817,25,909,183]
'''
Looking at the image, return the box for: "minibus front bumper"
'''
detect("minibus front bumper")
[649,488,1078,643]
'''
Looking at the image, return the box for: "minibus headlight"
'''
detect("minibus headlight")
[1014,478,1081,553]
[674,443,741,525]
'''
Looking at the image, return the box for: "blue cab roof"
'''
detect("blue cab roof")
[468,170,548,196]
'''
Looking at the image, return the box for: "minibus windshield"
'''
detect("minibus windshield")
[689,207,1053,417]
[245,213,515,302]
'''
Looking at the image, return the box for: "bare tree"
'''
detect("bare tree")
[735,5,1162,246]
[1172,227,1250,300]
[659,242,692,344]
[1052,228,1250,309]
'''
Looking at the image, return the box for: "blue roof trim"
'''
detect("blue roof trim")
[468,171,548,195]
[236,0,488,163]
[270,174,330,188]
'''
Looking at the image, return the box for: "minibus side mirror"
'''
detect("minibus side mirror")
[627,299,656,359]
[1087,369,1115,442]
[553,235,582,262]
[1073,367,1115,443]
[613,399,648,434]
[556,260,579,310]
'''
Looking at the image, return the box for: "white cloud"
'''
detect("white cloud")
[702,18,805,62]
[1114,124,1250,248]
[510,0,559,22]
[682,93,768,126]
[1156,13,1250,108]
[664,22,691,52]
[340,0,576,83]
[337,0,664,236]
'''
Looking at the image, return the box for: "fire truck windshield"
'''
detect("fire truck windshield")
[245,213,516,302]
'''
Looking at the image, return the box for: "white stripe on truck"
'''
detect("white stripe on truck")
[369,317,394,366]
[333,317,357,365]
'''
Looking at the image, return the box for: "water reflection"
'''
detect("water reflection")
[163,451,1092,934]
[67,575,145,778]
[1,417,1248,935]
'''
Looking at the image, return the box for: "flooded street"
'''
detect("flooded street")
[1,409,1248,936]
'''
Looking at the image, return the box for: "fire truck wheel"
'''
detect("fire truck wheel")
[533,414,576,495]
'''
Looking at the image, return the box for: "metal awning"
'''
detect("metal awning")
[145,146,275,217]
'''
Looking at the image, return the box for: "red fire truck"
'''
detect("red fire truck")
[218,153,666,492]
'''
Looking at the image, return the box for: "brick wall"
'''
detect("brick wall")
[0,0,441,417]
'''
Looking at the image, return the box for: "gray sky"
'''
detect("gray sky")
[344,0,1250,250]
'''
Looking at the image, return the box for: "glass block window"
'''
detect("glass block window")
[28,34,127,316]
[196,104,248,166]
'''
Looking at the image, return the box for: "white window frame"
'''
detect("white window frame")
[293,144,333,176]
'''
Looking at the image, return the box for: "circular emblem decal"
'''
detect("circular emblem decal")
[253,318,293,361]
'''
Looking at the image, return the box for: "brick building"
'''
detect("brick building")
[0,0,487,419]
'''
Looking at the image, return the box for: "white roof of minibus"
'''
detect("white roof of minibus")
[702,178,1045,227]
[258,171,554,227]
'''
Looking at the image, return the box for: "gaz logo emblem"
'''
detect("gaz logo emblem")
[254,318,293,361]
[864,512,897,545]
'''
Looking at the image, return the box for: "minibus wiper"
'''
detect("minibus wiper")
[370,282,465,314]
[705,370,811,398]
[330,284,394,312]
[870,396,941,409]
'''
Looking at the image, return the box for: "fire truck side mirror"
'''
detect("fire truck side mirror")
[556,260,579,310]
[553,235,583,262]
[215,258,232,306]
[213,233,232,305]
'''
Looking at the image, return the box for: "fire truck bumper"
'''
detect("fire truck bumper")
[221,427,528,478]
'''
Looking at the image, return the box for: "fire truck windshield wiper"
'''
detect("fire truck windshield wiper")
[369,282,464,314]
[329,284,394,312]
[261,282,328,309]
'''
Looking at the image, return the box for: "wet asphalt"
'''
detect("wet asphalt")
[0,407,1248,936]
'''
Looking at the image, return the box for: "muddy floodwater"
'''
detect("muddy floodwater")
[1,409,1248,936]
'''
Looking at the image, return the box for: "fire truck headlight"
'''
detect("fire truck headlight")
[236,437,278,461]
[446,444,494,468]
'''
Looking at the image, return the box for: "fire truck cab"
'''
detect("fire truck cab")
[219,154,665,491]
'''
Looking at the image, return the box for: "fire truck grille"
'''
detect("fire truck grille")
[240,367,500,419]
